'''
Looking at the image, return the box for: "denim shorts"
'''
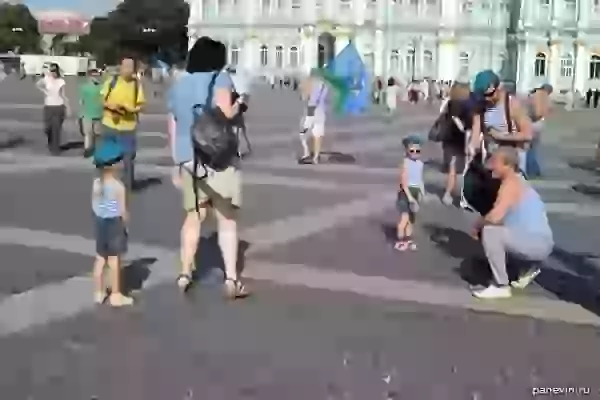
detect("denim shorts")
[396,187,421,215]
[95,216,127,257]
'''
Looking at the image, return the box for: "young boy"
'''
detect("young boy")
[395,136,426,251]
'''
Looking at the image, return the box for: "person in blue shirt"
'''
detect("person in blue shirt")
[167,37,249,299]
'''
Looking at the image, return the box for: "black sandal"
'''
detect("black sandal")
[224,278,250,300]
[298,156,313,164]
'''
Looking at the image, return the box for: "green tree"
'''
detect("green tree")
[0,4,41,53]
[107,0,189,63]
[50,33,67,55]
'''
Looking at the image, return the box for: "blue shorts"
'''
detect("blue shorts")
[95,216,127,257]
[101,125,137,159]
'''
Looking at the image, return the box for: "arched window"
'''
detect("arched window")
[459,51,469,77]
[560,53,573,77]
[390,49,400,72]
[260,45,268,66]
[423,50,433,77]
[406,47,415,77]
[289,46,299,67]
[262,0,271,14]
[275,45,283,68]
[534,52,546,77]
[589,54,600,80]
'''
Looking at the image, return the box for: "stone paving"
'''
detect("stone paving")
[0,75,599,398]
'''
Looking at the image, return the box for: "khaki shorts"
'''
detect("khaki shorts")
[181,166,242,212]
[80,118,101,136]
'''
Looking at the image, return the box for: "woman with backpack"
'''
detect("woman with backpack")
[439,82,472,206]
[168,36,249,299]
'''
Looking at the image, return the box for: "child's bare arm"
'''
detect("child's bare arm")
[116,182,129,223]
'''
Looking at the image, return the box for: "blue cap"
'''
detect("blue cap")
[403,134,422,147]
[473,70,500,95]
[93,139,124,167]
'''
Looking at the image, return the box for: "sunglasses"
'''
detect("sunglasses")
[483,87,498,98]
[408,148,421,154]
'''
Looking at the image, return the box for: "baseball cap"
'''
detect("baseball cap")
[539,83,553,94]
[473,70,500,95]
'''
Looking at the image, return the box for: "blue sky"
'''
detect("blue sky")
[24,0,116,16]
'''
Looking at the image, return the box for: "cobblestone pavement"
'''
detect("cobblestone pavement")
[0,75,599,399]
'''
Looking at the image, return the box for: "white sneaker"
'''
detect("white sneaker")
[442,193,453,206]
[511,268,541,290]
[472,285,512,299]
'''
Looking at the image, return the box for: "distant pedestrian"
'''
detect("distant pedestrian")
[91,140,133,307]
[395,136,426,252]
[586,88,592,107]
[36,63,70,155]
[78,68,103,157]
[593,89,599,108]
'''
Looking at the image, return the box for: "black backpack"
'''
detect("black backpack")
[191,73,238,177]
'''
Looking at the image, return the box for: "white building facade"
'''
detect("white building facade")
[187,0,600,92]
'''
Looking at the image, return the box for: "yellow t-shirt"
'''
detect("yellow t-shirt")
[100,76,146,131]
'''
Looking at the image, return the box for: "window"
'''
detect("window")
[459,51,470,76]
[426,0,436,4]
[423,50,433,77]
[590,55,600,79]
[540,0,549,5]
[292,0,301,9]
[230,45,240,65]
[340,0,352,9]
[260,45,268,66]
[275,45,283,68]
[534,52,546,77]
[406,47,415,77]
[461,0,473,13]
[564,0,576,10]
[390,49,400,72]
[290,46,299,67]
[560,53,573,77]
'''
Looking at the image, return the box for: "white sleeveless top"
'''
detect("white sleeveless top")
[41,77,66,106]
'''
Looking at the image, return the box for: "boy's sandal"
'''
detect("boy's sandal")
[394,240,410,252]
[176,274,192,292]
[408,240,418,250]
[224,278,250,300]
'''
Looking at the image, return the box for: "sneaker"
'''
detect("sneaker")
[472,285,512,299]
[442,193,453,206]
[511,268,541,290]
[108,293,134,307]
[94,291,107,304]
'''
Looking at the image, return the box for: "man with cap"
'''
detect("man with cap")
[526,83,553,177]
[468,69,533,173]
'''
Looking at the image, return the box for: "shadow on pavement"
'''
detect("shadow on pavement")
[132,177,163,192]
[60,141,84,151]
[193,233,250,286]
[123,257,155,294]
[572,183,600,198]
[0,136,26,150]
[567,159,599,174]
[536,247,600,316]
[320,151,356,164]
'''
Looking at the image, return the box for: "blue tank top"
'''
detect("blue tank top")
[405,158,424,187]
[503,182,552,238]
[92,178,121,219]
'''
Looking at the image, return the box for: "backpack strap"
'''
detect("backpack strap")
[104,75,118,101]
[505,91,513,134]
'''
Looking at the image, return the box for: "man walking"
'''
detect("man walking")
[78,68,103,157]
[100,56,146,194]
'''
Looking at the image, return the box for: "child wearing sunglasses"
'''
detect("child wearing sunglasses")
[395,136,426,251]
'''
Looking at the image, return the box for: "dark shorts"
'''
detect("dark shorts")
[95,216,127,257]
[442,144,466,174]
[396,187,421,216]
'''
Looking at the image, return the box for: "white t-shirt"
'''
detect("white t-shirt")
[39,77,66,106]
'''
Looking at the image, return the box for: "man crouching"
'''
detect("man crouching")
[471,146,554,299]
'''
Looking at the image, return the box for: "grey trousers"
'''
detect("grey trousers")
[481,225,553,286]
[43,105,65,154]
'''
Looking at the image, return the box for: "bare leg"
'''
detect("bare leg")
[107,255,133,306]
[178,208,206,289]
[93,255,106,303]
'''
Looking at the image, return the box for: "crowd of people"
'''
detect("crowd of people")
[20,35,561,305]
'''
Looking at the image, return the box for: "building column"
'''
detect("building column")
[353,0,366,26]
[301,30,317,74]
[243,37,258,72]
[436,37,457,81]
[440,0,459,26]
[547,39,560,89]
[573,40,587,93]
[374,29,384,77]
[516,38,534,93]
[244,0,256,24]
